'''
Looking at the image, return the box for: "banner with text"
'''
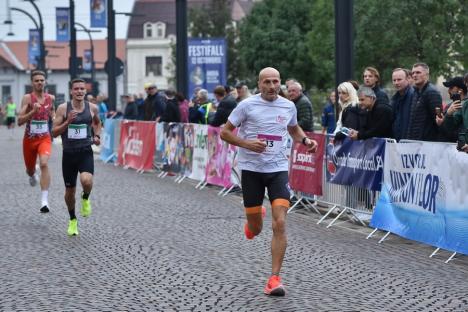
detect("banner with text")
[187,38,226,99]
[326,138,385,191]
[56,8,70,42]
[90,0,107,27]
[189,124,209,182]
[28,29,40,65]
[100,118,117,162]
[371,142,468,255]
[289,133,326,195]
[118,121,155,171]
[205,126,234,188]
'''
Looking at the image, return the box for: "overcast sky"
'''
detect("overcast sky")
[0,0,136,41]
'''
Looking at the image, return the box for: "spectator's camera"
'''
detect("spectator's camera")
[451,93,461,102]
[457,130,467,151]
[340,127,351,136]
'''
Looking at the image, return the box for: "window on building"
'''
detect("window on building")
[144,22,153,38]
[1,85,11,104]
[146,56,162,76]
[155,22,166,38]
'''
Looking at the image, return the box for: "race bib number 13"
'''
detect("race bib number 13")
[30,120,48,134]
[257,134,283,154]
[68,124,87,139]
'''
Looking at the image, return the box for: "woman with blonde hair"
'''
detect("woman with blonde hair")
[334,81,364,140]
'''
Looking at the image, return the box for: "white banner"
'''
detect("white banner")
[189,124,209,181]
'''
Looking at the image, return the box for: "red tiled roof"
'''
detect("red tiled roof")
[2,39,126,71]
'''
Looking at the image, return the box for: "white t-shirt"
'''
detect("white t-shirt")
[228,94,297,173]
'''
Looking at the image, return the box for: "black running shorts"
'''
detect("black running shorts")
[241,170,290,207]
[62,146,94,188]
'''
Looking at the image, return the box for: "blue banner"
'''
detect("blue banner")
[83,49,93,73]
[187,38,226,99]
[90,0,107,28]
[325,138,385,191]
[100,118,116,162]
[371,141,468,255]
[56,7,70,42]
[28,29,41,65]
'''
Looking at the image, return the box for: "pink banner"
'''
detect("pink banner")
[205,126,234,188]
[118,121,156,171]
[289,132,325,195]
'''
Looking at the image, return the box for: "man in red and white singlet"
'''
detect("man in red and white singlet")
[18,70,55,213]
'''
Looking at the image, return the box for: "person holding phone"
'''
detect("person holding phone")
[436,77,467,143]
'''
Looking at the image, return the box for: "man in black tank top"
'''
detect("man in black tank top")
[52,78,101,236]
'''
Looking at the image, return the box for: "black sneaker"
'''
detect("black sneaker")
[40,205,50,213]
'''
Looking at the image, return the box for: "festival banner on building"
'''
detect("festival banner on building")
[326,137,385,191]
[289,133,326,195]
[187,38,226,99]
[189,124,209,182]
[371,141,468,255]
[55,8,70,42]
[100,118,117,162]
[118,121,155,171]
[90,0,107,27]
[28,29,41,65]
[205,126,234,188]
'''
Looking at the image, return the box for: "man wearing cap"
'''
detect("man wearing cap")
[143,83,166,121]
[438,77,468,150]
[235,82,250,103]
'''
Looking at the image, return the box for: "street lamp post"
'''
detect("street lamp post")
[24,0,46,71]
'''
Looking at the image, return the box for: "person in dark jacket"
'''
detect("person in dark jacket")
[159,89,181,123]
[391,68,414,141]
[334,82,367,141]
[321,91,336,134]
[363,67,390,107]
[349,86,393,140]
[287,81,313,131]
[209,85,237,127]
[406,63,442,141]
[143,83,166,121]
[123,95,138,120]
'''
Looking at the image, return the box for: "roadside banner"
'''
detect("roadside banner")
[205,126,233,188]
[189,124,209,181]
[162,123,184,174]
[56,8,70,42]
[154,122,166,167]
[181,124,195,177]
[289,133,326,195]
[100,118,117,162]
[371,141,468,255]
[117,121,155,171]
[90,0,107,27]
[325,137,385,191]
[28,29,41,65]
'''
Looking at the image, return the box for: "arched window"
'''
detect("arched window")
[155,22,166,38]
[144,22,153,38]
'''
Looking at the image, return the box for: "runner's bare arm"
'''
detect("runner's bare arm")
[49,95,56,119]
[288,124,318,153]
[220,121,266,153]
[52,103,71,137]
[17,94,36,126]
[90,103,101,145]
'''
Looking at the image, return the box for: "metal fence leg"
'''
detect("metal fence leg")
[174,175,181,183]
[160,172,169,178]
[326,207,348,228]
[217,187,226,196]
[104,153,116,163]
[177,176,186,184]
[317,205,337,225]
[195,180,203,189]
[429,247,440,258]
[366,228,378,240]
[287,197,303,214]
[304,198,321,215]
[158,171,165,177]
[445,252,457,264]
[378,231,391,244]
[199,181,208,190]
[222,185,236,196]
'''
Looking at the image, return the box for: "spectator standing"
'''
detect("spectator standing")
[321,91,336,134]
[143,83,166,121]
[391,68,414,141]
[349,86,393,140]
[209,85,237,127]
[334,82,365,141]
[287,82,313,131]
[363,67,390,107]
[136,92,145,120]
[406,63,443,141]
[97,94,108,124]
[436,77,467,142]
[160,89,181,123]
[235,82,250,103]
[123,95,138,120]
[176,92,189,123]
[196,89,214,124]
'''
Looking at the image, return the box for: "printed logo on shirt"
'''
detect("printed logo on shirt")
[276,115,287,124]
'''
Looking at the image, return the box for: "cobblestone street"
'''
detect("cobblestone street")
[1,127,468,312]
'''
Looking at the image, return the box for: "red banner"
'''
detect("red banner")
[117,121,156,171]
[289,132,325,195]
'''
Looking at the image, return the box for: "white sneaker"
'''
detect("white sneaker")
[29,173,38,187]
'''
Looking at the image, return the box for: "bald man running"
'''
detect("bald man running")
[221,67,318,296]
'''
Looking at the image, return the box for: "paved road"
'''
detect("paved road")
[1,127,468,312]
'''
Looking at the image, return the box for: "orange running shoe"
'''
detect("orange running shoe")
[264,275,286,296]
[244,206,267,240]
